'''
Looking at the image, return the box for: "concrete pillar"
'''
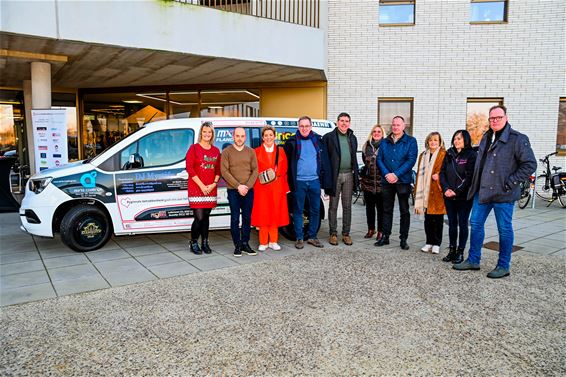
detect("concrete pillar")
[23,80,35,174]
[31,62,51,109]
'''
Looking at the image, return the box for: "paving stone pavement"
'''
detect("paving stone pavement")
[1,200,564,307]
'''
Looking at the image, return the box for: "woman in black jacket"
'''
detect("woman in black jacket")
[439,130,477,263]
[361,124,385,241]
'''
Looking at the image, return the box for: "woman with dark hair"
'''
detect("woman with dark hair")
[439,129,477,263]
[361,124,385,241]
[414,132,447,255]
[185,122,221,254]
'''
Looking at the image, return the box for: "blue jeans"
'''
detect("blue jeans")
[227,189,254,246]
[294,179,321,241]
[467,194,515,270]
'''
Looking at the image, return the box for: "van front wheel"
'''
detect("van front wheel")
[60,204,112,252]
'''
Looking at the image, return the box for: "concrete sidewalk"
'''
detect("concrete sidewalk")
[1,201,565,307]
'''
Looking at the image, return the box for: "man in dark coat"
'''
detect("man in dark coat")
[322,112,359,246]
[454,105,536,278]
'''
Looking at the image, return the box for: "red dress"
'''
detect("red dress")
[251,145,290,227]
[185,143,221,209]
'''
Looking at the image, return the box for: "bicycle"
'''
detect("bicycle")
[534,151,566,207]
[517,175,534,209]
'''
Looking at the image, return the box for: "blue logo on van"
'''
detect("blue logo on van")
[80,171,97,188]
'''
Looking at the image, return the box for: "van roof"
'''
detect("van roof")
[145,117,334,129]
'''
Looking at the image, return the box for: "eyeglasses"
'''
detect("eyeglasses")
[488,116,505,122]
[298,125,312,129]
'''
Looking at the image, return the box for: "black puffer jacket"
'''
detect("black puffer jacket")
[360,140,382,194]
[440,147,476,200]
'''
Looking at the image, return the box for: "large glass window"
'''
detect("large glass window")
[557,98,566,155]
[378,98,413,135]
[0,90,24,160]
[466,98,503,146]
[470,0,508,23]
[379,0,415,26]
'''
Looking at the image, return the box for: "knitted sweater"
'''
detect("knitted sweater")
[220,145,259,189]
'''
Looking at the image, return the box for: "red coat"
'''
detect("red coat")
[185,143,221,209]
[251,145,290,227]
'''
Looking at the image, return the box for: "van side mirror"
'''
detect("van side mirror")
[122,153,144,170]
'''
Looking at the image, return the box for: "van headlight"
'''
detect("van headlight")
[28,177,53,194]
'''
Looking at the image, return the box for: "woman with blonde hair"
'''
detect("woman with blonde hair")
[361,124,385,241]
[251,126,290,251]
[185,122,221,254]
[414,132,447,254]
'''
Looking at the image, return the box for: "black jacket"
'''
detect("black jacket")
[440,147,477,201]
[467,123,536,203]
[322,128,359,196]
[283,132,326,192]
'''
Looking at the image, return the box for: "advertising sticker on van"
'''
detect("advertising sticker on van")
[52,170,115,203]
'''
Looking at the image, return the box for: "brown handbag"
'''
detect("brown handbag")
[258,147,279,185]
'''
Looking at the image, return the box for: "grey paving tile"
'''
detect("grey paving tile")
[147,233,187,242]
[136,252,183,267]
[173,249,216,261]
[0,270,50,290]
[34,238,69,251]
[94,258,145,273]
[188,255,240,271]
[160,240,190,252]
[52,276,110,296]
[0,260,44,276]
[0,251,41,265]
[114,237,155,249]
[39,248,79,259]
[125,244,169,257]
[0,239,37,254]
[147,261,200,278]
[43,254,90,269]
[48,264,101,282]
[550,248,566,256]
[95,239,123,251]
[1,283,56,306]
[99,269,157,287]
[86,249,131,263]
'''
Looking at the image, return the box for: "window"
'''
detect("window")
[377,98,413,135]
[466,98,503,146]
[557,98,566,155]
[379,0,415,26]
[470,0,508,23]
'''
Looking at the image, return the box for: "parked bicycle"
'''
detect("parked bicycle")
[517,175,534,209]
[535,151,566,208]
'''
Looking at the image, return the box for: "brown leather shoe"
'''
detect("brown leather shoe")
[329,234,338,245]
[364,230,376,239]
[342,234,353,246]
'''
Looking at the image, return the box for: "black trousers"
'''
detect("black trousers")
[191,208,211,241]
[424,213,444,246]
[382,183,411,240]
[444,199,473,249]
[363,191,383,232]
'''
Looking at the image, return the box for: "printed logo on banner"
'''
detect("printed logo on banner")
[39,167,48,171]
[36,127,47,131]
[54,145,60,151]
[55,160,61,167]
[53,154,62,158]
[38,146,47,151]
[40,153,47,158]
[52,133,61,137]
[40,160,47,165]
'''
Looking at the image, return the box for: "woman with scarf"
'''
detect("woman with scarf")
[439,130,476,264]
[414,132,446,254]
[251,126,290,251]
[361,124,385,241]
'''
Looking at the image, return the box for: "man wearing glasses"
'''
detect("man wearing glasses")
[454,105,536,278]
[284,116,325,249]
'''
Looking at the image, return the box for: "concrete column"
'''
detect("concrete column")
[31,62,51,109]
[23,80,35,174]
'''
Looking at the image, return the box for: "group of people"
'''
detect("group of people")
[185,105,536,279]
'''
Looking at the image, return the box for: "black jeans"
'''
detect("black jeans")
[382,183,411,240]
[424,214,444,246]
[227,189,254,246]
[444,199,473,249]
[363,191,383,232]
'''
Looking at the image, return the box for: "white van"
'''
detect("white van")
[20,117,335,252]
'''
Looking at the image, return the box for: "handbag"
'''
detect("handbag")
[258,146,279,185]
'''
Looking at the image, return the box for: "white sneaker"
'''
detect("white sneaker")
[269,242,281,251]
[258,244,268,252]
[421,244,432,253]
[431,245,440,254]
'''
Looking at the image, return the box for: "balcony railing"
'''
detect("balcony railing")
[173,0,320,28]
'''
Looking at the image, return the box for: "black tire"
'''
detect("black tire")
[280,195,323,241]
[60,204,112,252]
[517,181,531,209]
[535,175,553,202]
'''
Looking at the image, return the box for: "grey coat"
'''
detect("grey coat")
[467,123,536,203]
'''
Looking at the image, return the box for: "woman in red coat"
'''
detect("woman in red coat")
[251,126,290,251]
[185,122,221,255]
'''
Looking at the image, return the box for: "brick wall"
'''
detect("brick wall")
[326,0,565,171]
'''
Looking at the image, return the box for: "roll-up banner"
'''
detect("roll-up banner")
[31,109,68,174]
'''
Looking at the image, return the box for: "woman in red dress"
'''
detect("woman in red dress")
[185,122,221,254]
[251,126,290,251]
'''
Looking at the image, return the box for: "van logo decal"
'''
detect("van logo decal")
[80,171,97,188]
[120,197,131,207]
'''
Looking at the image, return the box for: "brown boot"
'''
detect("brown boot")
[342,234,353,246]
[329,234,338,245]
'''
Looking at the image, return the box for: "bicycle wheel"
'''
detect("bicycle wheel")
[517,182,531,209]
[557,189,566,208]
[535,175,553,202]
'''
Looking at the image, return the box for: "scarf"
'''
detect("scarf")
[414,148,440,215]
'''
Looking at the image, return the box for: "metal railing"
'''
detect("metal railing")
[174,0,320,28]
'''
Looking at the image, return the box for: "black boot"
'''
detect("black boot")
[442,246,457,262]
[374,235,390,247]
[452,247,464,264]
[190,240,202,255]
[400,239,410,250]
[201,239,212,254]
